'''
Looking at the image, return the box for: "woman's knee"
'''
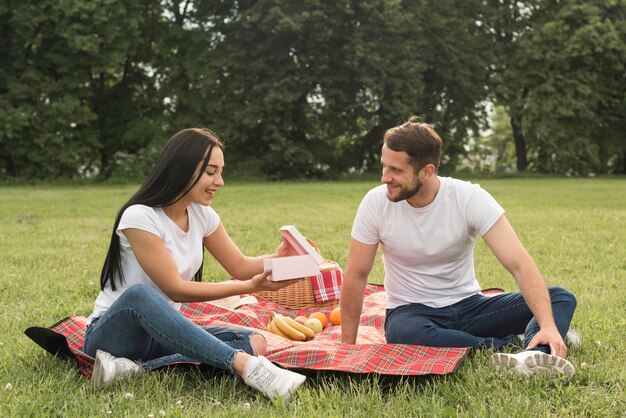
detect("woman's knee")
[250,333,267,356]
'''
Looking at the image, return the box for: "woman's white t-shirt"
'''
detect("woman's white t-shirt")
[87,203,220,324]
[351,177,505,309]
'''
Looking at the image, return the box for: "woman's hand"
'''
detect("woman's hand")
[250,270,304,292]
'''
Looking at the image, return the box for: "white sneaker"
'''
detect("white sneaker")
[243,356,306,404]
[92,350,142,389]
[564,329,581,349]
[490,350,575,378]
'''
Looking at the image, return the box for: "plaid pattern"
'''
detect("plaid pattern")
[310,267,343,302]
[47,284,483,379]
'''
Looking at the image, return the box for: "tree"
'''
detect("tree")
[486,0,626,175]
[0,0,164,180]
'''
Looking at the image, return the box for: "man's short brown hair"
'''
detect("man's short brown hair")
[383,116,443,172]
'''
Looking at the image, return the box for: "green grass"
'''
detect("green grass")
[1,178,625,417]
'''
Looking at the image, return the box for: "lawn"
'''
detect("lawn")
[1,178,625,417]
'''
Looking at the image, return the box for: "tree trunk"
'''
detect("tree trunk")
[613,150,626,174]
[510,115,527,172]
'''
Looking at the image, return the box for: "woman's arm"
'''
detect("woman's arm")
[203,223,296,280]
[123,227,298,303]
[202,223,264,279]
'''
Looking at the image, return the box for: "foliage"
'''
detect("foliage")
[485,0,626,174]
[0,0,164,179]
[0,0,624,179]
[461,106,515,173]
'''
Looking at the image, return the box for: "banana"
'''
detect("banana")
[282,315,315,340]
[268,317,292,340]
[272,313,307,341]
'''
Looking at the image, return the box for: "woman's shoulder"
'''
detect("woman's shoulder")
[122,204,159,218]
[119,204,162,228]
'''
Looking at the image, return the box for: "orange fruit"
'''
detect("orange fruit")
[329,307,341,325]
[309,312,327,328]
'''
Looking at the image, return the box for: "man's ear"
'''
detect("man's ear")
[422,164,436,179]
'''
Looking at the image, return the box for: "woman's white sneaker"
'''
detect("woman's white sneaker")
[490,350,575,378]
[243,356,306,404]
[91,350,142,389]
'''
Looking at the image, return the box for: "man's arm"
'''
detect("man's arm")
[482,215,567,357]
[340,238,379,344]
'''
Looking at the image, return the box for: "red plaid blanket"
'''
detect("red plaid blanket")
[310,267,342,302]
[28,285,481,379]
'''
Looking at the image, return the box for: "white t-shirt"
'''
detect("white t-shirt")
[87,203,220,324]
[351,177,505,309]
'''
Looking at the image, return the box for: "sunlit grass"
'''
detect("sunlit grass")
[1,178,625,416]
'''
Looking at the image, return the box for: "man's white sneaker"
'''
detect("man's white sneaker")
[490,350,575,378]
[243,356,306,404]
[564,329,582,349]
[92,350,142,389]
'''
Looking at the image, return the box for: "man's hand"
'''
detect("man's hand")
[527,327,568,358]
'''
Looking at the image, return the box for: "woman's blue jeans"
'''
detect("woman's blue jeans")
[83,284,256,374]
[385,286,577,354]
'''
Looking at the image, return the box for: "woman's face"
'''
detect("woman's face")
[188,146,225,206]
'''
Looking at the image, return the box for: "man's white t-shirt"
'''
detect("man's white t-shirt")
[87,203,220,324]
[351,177,505,309]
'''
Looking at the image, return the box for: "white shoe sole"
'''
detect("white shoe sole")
[91,351,108,389]
[491,352,575,378]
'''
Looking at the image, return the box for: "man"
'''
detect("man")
[340,117,577,377]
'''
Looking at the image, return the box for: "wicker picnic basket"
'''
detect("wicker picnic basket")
[254,260,341,309]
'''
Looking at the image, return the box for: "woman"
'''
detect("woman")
[84,128,306,403]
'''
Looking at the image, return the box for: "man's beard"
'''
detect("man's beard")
[387,176,423,202]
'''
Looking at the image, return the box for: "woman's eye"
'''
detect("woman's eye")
[205,171,216,176]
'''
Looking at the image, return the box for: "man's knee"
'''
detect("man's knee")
[548,286,577,309]
[385,317,435,345]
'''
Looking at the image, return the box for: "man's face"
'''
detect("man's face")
[380,144,422,202]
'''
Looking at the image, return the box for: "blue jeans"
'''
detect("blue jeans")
[385,286,576,354]
[83,284,257,374]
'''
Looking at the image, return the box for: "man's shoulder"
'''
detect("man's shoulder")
[440,177,483,198]
[441,176,480,189]
[366,184,388,196]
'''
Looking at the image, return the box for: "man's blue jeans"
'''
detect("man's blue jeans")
[385,286,576,354]
[84,284,257,373]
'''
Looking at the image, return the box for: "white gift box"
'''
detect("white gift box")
[263,254,320,281]
[279,225,324,264]
[263,225,323,281]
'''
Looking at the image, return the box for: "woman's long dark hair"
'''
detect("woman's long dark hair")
[100,128,225,291]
